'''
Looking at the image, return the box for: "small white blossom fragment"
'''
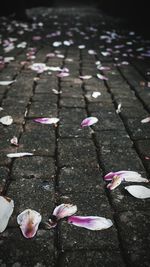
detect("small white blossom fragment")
[4,57,15,63]
[10,136,18,146]
[53,41,62,47]
[116,103,122,114]
[0,116,13,126]
[68,216,113,230]
[125,185,150,199]
[79,75,92,80]
[34,117,59,124]
[7,152,33,158]
[0,81,15,86]
[97,73,108,81]
[78,45,85,49]
[17,209,42,238]
[88,50,96,55]
[52,89,62,94]
[0,196,14,233]
[81,117,98,127]
[92,92,101,98]
[141,117,150,124]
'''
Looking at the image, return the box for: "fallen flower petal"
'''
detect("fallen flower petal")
[97,73,108,81]
[57,72,69,78]
[7,152,33,158]
[0,196,14,233]
[68,216,113,230]
[104,171,148,182]
[107,175,122,190]
[47,204,77,228]
[92,92,101,98]
[141,117,150,123]
[79,75,92,80]
[28,63,50,73]
[125,185,150,199]
[81,117,98,127]
[17,209,42,238]
[53,204,77,219]
[10,136,19,146]
[0,81,15,86]
[34,117,59,124]
[0,115,13,126]
[116,103,122,114]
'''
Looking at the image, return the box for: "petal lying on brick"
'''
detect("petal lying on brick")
[125,185,150,199]
[68,215,113,230]
[0,196,14,233]
[17,209,42,238]
[34,117,59,124]
[81,117,98,127]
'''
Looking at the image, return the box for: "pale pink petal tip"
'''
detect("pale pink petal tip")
[68,216,113,230]
[34,117,59,124]
[0,196,14,233]
[53,203,77,220]
[17,209,42,238]
[81,117,98,127]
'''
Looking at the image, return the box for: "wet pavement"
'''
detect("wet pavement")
[0,6,150,267]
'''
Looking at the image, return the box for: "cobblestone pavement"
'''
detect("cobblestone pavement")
[0,7,150,267]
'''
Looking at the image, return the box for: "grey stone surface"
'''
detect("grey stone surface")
[0,5,150,267]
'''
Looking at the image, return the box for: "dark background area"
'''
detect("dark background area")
[0,0,149,36]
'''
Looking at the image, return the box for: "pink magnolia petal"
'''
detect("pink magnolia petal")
[125,185,150,199]
[68,216,113,230]
[57,72,69,78]
[104,171,149,184]
[81,117,98,127]
[97,73,108,81]
[34,117,59,124]
[53,204,77,219]
[17,209,42,238]
[107,175,122,190]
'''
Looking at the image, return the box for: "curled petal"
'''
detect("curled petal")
[125,185,150,199]
[0,80,15,86]
[17,209,42,238]
[68,216,113,230]
[107,175,122,190]
[0,196,14,233]
[53,204,77,220]
[57,72,69,78]
[34,117,59,124]
[79,75,92,80]
[81,117,98,127]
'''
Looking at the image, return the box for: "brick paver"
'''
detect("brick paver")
[0,6,150,267]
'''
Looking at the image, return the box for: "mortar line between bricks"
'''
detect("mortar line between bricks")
[54,47,70,266]
[80,49,128,267]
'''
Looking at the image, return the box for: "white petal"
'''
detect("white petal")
[53,204,77,219]
[125,185,150,199]
[0,196,14,233]
[10,136,18,146]
[0,116,13,125]
[141,117,150,123]
[17,209,42,238]
[92,92,101,98]
[7,152,33,158]
[121,171,149,183]
[0,81,15,86]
